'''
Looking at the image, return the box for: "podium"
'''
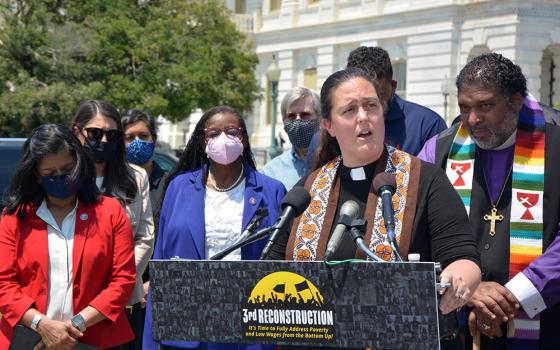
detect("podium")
[149,260,442,349]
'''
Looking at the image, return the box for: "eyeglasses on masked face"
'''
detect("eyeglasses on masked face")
[81,127,122,143]
[202,127,244,140]
[285,111,314,120]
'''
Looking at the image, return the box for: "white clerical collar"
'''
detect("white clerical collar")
[491,131,517,151]
[350,167,366,181]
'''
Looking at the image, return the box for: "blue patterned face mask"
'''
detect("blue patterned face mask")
[40,173,79,200]
[126,138,155,165]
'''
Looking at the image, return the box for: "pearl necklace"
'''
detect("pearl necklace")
[209,163,245,192]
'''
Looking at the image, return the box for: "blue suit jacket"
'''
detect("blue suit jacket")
[143,163,286,350]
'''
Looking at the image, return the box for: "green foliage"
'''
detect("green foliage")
[0,0,260,136]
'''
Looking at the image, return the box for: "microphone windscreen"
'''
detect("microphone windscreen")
[373,172,397,194]
[280,186,311,216]
[338,200,360,220]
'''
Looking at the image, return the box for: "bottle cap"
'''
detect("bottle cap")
[407,253,420,262]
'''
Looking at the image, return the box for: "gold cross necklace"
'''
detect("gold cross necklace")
[482,166,512,237]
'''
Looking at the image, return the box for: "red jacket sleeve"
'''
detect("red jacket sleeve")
[0,214,35,327]
[88,201,136,322]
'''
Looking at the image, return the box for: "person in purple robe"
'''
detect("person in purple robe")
[418,53,560,349]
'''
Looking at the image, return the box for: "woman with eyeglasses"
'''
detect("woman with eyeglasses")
[142,106,286,350]
[0,124,136,349]
[71,100,155,350]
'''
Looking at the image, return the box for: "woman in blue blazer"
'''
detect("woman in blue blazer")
[143,106,287,350]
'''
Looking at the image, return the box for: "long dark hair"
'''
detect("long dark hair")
[314,68,384,169]
[71,100,138,203]
[157,106,255,213]
[3,124,100,220]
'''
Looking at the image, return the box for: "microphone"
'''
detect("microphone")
[234,208,269,244]
[373,172,402,261]
[324,200,360,261]
[260,186,311,260]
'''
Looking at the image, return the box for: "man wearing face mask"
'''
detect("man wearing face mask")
[261,87,320,190]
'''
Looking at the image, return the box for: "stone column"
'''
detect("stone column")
[318,0,337,22]
[360,40,378,48]
[278,50,296,99]
[549,45,560,106]
[279,0,298,27]
[317,45,335,89]
[276,50,295,145]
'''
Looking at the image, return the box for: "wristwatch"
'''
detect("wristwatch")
[30,314,42,331]
[71,314,86,332]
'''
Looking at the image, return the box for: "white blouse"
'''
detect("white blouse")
[204,181,245,260]
[95,165,155,305]
[36,200,77,321]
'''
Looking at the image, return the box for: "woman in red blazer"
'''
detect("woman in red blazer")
[0,124,136,349]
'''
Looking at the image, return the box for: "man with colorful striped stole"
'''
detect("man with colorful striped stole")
[418,53,560,349]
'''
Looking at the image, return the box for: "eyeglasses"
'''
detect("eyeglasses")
[81,127,122,143]
[203,127,244,139]
[285,111,314,120]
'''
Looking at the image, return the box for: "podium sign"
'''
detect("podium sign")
[150,260,441,349]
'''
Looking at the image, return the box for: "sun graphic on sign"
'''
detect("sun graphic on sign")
[248,271,324,305]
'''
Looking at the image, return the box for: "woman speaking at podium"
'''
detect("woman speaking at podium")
[143,106,286,350]
[274,68,481,329]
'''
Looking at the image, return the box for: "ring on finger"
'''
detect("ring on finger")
[480,322,491,331]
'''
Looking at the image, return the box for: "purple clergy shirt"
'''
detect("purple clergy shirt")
[418,135,560,310]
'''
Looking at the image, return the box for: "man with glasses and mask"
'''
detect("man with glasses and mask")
[262,86,320,190]
[305,46,447,168]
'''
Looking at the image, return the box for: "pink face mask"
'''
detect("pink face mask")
[205,132,244,165]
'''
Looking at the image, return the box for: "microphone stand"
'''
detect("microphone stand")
[230,208,268,247]
[210,226,273,260]
[348,219,385,262]
[387,228,403,262]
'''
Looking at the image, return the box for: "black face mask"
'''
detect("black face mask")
[83,139,118,164]
[283,118,320,150]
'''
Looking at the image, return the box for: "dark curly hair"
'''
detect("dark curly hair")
[347,46,393,81]
[456,52,527,98]
[314,68,384,169]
